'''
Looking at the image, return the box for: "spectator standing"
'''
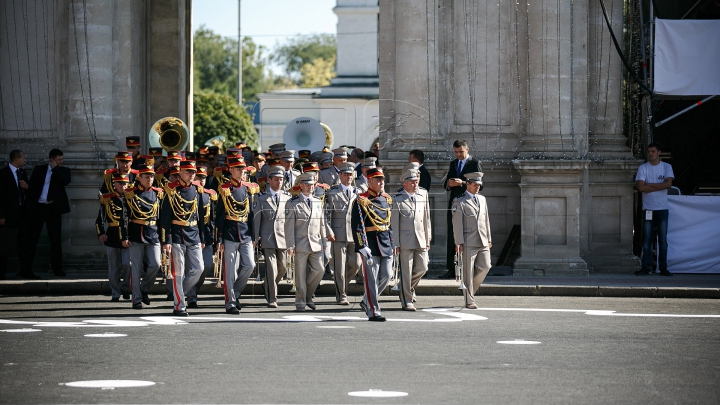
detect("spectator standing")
[409,149,431,190]
[28,149,71,276]
[635,143,674,276]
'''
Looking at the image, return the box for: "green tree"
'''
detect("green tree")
[272,34,337,83]
[193,89,258,151]
[193,26,270,102]
[300,55,337,88]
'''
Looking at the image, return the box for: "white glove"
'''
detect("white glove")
[360,246,372,259]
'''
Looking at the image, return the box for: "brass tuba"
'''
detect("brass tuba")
[149,117,189,152]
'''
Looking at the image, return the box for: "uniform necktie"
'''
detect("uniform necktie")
[274,194,278,206]
[346,189,350,199]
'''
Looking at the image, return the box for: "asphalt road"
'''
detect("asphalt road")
[1,294,719,404]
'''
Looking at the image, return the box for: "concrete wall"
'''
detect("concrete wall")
[379,0,641,274]
[0,0,191,270]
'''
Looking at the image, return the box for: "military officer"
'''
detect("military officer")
[186,166,217,308]
[256,143,286,191]
[324,162,361,305]
[100,151,135,194]
[286,172,326,311]
[451,172,492,309]
[253,166,292,308]
[155,150,183,186]
[390,169,431,311]
[351,168,394,322]
[121,162,164,309]
[149,147,165,171]
[126,136,142,169]
[216,158,259,314]
[160,160,207,316]
[318,152,334,170]
[318,147,347,186]
[279,150,300,192]
[96,173,131,301]
[355,157,376,192]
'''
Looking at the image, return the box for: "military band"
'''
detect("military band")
[90,134,500,319]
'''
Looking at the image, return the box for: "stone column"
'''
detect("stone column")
[513,160,589,276]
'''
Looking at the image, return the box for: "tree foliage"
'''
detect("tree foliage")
[193,26,270,102]
[300,55,337,88]
[193,89,258,151]
[272,34,337,81]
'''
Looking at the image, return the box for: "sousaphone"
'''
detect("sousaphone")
[149,117,189,152]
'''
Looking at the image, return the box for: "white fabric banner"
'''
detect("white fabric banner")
[654,19,720,96]
[667,196,720,273]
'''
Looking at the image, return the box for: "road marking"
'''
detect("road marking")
[348,389,409,398]
[316,325,355,329]
[472,308,720,318]
[85,333,127,338]
[0,328,42,332]
[64,380,155,389]
[497,340,541,345]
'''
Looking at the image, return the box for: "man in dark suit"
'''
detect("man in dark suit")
[409,149,431,190]
[0,150,39,279]
[441,140,482,279]
[28,149,71,276]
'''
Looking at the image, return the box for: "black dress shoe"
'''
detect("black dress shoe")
[659,270,673,277]
[111,297,120,302]
[53,270,66,277]
[141,292,150,305]
[172,309,189,316]
[368,315,386,322]
[235,299,242,310]
[438,271,455,279]
[634,270,652,276]
[166,293,173,301]
[226,307,240,315]
[132,302,144,309]
[122,291,130,300]
[188,301,199,309]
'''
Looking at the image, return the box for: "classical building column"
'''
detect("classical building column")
[513,160,589,276]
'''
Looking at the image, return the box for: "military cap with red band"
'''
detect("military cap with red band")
[196,166,208,176]
[115,151,132,161]
[112,173,131,183]
[302,162,320,172]
[167,150,183,160]
[366,167,385,179]
[179,160,197,171]
[235,141,247,149]
[227,158,246,168]
[226,148,242,158]
[125,136,140,148]
[149,147,163,157]
[138,164,155,175]
[267,158,284,166]
[298,150,311,159]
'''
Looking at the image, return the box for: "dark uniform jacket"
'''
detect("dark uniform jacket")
[99,168,137,195]
[351,189,394,257]
[160,180,206,246]
[443,156,482,207]
[198,187,217,246]
[0,165,28,228]
[418,164,431,191]
[96,192,125,248]
[122,184,164,244]
[215,179,258,244]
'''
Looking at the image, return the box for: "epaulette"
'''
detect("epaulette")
[258,176,267,183]
[130,169,139,175]
[151,186,163,192]
[243,182,260,194]
[163,182,178,196]
[100,192,116,201]
[330,184,341,190]
[156,167,168,174]
[192,180,203,187]
[104,168,117,175]
[291,195,300,201]
[204,188,217,195]
[220,181,233,189]
[213,167,225,175]
[316,182,330,190]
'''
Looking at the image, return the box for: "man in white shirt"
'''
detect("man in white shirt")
[635,143,675,276]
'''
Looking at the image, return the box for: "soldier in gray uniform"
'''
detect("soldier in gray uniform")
[279,150,300,192]
[324,162,361,305]
[318,152,334,170]
[355,157,376,192]
[253,166,292,308]
[286,172,326,311]
[451,172,492,309]
[318,147,348,186]
[390,169,432,311]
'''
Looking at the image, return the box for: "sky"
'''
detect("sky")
[193,0,338,74]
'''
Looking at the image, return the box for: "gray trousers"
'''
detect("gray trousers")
[170,243,204,312]
[397,248,428,308]
[263,248,288,303]
[360,255,393,317]
[461,246,491,306]
[106,247,130,299]
[294,250,324,309]
[187,245,214,304]
[223,240,255,310]
[128,242,161,305]
[331,241,360,302]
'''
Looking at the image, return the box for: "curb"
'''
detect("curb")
[1,280,718,299]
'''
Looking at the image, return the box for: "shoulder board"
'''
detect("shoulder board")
[104,168,117,175]
[163,182,177,196]
[167,181,180,188]
[381,192,392,198]
[130,169,139,175]
[213,167,224,174]
[100,192,115,201]
[291,195,300,201]
[291,185,301,192]
[204,188,217,195]
[156,167,167,174]
[258,176,267,182]
[150,186,163,192]
[124,189,136,199]
[192,180,203,187]
[220,182,233,190]
[394,191,403,196]
[358,192,370,199]
[330,184,341,190]
[125,186,137,193]
[383,193,393,204]
[317,183,330,190]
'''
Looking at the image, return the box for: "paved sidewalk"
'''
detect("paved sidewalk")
[1,271,718,298]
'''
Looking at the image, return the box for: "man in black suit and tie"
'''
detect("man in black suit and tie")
[409,150,431,191]
[441,140,482,279]
[0,150,39,279]
[28,149,71,276]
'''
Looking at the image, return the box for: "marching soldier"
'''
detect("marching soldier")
[324,162,361,305]
[160,160,207,316]
[122,162,164,309]
[253,166,292,308]
[149,147,165,171]
[451,172,492,309]
[256,143,286,191]
[355,157,376,192]
[216,158,259,314]
[155,150,183,186]
[100,151,136,194]
[318,147,348,186]
[351,167,394,322]
[390,169,431,311]
[186,166,217,308]
[318,152,334,170]
[279,150,300,192]
[126,136,142,170]
[96,173,131,301]
[286,172,326,312]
